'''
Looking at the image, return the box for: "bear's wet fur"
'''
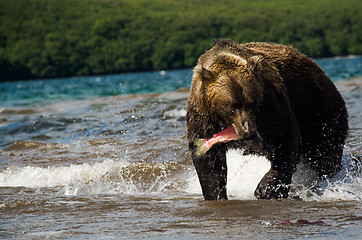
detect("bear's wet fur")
[186,39,348,200]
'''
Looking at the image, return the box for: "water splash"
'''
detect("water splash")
[0,159,183,196]
[226,149,271,199]
[291,152,362,201]
[186,149,362,201]
[0,149,360,201]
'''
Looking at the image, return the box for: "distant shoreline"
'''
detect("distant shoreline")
[2,55,361,84]
[1,0,361,82]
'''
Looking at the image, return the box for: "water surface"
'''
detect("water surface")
[0,56,361,239]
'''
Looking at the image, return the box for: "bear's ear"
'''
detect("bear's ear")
[195,65,214,81]
[248,55,262,72]
[200,67,214,81]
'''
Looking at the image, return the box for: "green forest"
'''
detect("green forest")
[0,0,361,81]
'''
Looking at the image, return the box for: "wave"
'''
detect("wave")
[0,159,188,195]
[0,149,360,201]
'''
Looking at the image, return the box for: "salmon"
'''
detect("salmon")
[194,127,240,157]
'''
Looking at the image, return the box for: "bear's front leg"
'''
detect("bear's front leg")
[192,145,228,200]
[254,147,297,199]
[254,168,292,199]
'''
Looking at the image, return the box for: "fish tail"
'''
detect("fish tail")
[194,139,209,157]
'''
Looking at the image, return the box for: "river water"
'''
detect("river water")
[0,56,361,239]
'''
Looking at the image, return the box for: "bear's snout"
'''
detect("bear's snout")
[232,111,269,154]
[242,120,258,140]
[244,131,257,140]
[232,110,258,140]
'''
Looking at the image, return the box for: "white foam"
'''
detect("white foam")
[163,108,187,119]
[1,150,360,201]
[184,168,202,195]
[226,149,271,199]
[0,160,128,190]
[0,159,182,196]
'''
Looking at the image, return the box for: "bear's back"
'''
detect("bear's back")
[241,42,344,117]
[241,42,348,160]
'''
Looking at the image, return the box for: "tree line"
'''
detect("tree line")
[0,0,361,81]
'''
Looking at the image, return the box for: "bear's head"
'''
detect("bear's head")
[189,40,265,144]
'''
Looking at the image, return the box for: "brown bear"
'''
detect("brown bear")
[186,39,348,200]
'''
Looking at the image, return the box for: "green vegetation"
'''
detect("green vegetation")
[0,0,361,81]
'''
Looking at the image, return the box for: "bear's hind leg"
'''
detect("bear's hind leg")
[306,141,343,179]
[303,118,346,179]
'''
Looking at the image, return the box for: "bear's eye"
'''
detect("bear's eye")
[247,101,258,111]
[231,103,242,110]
